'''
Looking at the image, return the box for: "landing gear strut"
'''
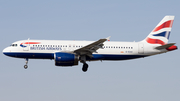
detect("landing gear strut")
[80,55,89,72]
[24,58,28,69]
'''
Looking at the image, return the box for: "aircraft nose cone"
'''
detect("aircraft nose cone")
[2,47,9,55]
[2,47,16,57]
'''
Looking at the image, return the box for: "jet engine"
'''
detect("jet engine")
[54,52,79,66]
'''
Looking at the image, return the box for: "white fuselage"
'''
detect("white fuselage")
[3,40,166,61]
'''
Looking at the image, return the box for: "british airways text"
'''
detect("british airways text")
[30,47,62,50]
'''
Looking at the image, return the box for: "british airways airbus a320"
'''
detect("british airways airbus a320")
[3,16,178,72]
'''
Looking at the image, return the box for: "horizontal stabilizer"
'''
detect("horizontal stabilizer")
[155,43,176,50]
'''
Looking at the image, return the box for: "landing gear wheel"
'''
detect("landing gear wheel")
[24,58,28,69]
[24,65,28,69]
[82,63,88,72]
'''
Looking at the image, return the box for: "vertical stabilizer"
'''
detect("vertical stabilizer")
[142,16,174,45]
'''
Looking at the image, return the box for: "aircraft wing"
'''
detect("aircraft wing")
[74,36,111,57]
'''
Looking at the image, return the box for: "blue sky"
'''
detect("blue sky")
[0,0,180,101]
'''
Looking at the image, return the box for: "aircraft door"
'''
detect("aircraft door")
[23,41,29,51]
[138,43,144,54]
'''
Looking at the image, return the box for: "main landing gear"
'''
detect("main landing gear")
[24,58,28,69]
[82,63,88,72]
[80,55,89,72]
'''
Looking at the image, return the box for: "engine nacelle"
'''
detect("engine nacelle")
[54,52,79,66]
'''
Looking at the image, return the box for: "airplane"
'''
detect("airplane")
[2,16,178,72]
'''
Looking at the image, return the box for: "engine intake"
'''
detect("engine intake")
[54,52,79,66]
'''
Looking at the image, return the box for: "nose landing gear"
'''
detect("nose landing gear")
[24,58,28,69]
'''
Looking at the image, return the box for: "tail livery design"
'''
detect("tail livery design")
[145,16,174,45]
[143,16,177,51]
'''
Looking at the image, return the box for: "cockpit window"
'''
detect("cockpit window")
[11,44,18,47]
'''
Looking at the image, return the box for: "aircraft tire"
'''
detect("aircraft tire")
[82,63,88,72]
[24,65,28,69]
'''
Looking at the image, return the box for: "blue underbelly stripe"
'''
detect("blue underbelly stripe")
[3,52,54,59]
[3,52,147,60]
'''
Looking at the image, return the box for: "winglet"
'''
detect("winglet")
[106,36,111,41]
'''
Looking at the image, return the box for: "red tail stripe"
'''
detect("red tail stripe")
[146,38,165,45]
[153,20,173,32]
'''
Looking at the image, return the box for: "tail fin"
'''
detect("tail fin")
[142,16,174,45]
